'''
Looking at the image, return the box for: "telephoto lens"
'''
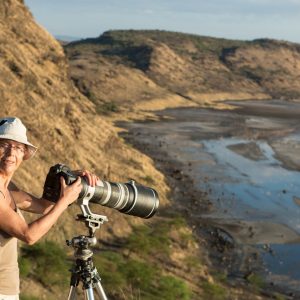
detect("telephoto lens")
[43,164,159,219]
[84,179,159,218]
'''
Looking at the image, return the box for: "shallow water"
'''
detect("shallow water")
[201,137,300,227]
[200,134,300,290]
[121,100,300,293]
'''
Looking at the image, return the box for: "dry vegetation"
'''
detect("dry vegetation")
[0,0,169,237]
[0,1,295,299]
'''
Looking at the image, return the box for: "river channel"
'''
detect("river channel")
[119,99,300,295]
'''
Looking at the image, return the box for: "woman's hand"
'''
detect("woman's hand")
[73,169,99,187]
[58,176,82,206]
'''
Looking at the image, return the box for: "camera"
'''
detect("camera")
[42,164,159,218]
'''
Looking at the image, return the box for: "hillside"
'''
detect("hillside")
[0,1,187,299]
[0,0,170,234]
[65,30,300,116]
[0,1,283,299]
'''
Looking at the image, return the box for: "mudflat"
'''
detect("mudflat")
[119,99,300,297]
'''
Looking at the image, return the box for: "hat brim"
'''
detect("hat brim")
[0,135,37,160]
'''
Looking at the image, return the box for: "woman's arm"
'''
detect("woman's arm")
[12,190,55,215]
[0,177,82,245]
[9,181,54,214]
[11,170,98,214]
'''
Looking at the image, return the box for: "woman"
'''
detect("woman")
[0,117,98,300]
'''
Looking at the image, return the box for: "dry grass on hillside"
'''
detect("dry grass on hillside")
[223,43,300,99]
[0,3,288,299]
[65,30,300,114]
[0,0,170,244]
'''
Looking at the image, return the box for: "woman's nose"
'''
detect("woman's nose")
[5,146,14,155]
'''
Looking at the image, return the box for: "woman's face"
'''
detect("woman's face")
[0,139,26,176]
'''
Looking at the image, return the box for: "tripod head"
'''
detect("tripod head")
[66,235,97,260]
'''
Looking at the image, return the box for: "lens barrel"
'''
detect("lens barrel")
[80,179,159,219]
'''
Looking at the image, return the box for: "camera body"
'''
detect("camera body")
[42,164,159,219]
[42,164,81,202]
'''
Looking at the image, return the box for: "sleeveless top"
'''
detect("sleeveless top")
[0,190,21,295]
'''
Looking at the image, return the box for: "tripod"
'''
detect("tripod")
[66,196,109,299]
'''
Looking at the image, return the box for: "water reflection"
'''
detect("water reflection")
[201,137,300,231]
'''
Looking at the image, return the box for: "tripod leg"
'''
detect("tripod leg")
[84,287,95,300]
[94,281,108,300]
[67,286,78,300]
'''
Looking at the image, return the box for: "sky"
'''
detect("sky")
[24,0,300,43]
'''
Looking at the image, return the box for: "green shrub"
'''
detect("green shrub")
[93,217,195,298]
[274,293,286,300]
[126,224,170,256]
[212,271,228,283]
[93,250,192,300]
[96,102,120,115]
[202,281,227,300]
[166,215,187,228]
[93,251,127,292]
[19,216,194,299]
[19,257,31,277]
[126,217,189,256]
[20,241,70,287]
[143,175,155,185]
[246,273,265,290]
[120,259,156,291]
[155,275,192,300]
[20,295,39,300]
[184,255,202,271]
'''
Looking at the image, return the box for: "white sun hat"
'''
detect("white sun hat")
[0,117,37,160]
